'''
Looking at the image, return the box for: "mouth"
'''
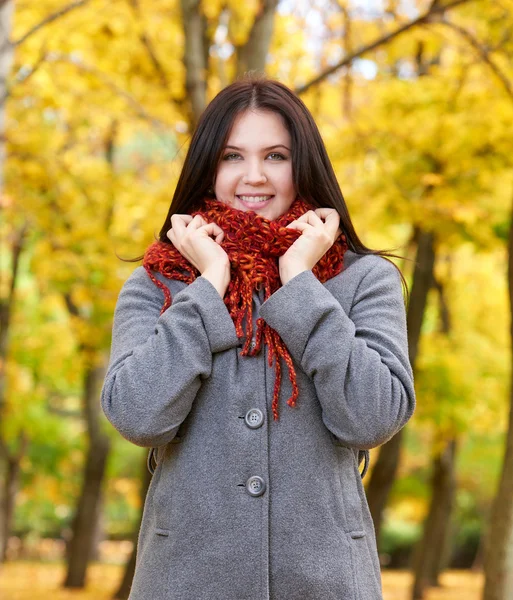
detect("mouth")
[236,195,274,209]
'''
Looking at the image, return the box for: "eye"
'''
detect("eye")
[267,152,286,160]
[223,153,241,161]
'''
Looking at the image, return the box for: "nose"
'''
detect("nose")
[242,160,267,185]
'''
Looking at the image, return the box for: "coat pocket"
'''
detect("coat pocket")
[150,441,185,532]
[146,420,189,475]
[347,532,384,600]
[333,441,382,598]
[333,444,366,536]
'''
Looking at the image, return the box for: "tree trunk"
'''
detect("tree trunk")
[365,430,403,544]
[431,518,454,584]
[0,434,27,561]
[63,364,111,588]
[411,438,458,599]
[472,535,484,571]
[90,493,105,561]
[427,269,456,586]
[366,228,436,544]
[236,0,279,77]
[180,0,208,127]
[338,4,353,121]
[114,455,153,600]
[0,225,27,562]
[482,196,513,600]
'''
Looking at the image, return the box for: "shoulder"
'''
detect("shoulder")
[121,266,188,295]
[116,266,187,312]
[118,266,158,300]
[326,250,404,310]
[123,265,151,288]
[343,250,400,278]
[339,250,402,289]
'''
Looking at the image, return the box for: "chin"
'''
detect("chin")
[260,209,282,220]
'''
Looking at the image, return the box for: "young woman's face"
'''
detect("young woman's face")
[214,110,296,220]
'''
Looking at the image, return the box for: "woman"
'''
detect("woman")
[101,76,416,600]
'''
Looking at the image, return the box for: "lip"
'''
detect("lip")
[236,194,275,210]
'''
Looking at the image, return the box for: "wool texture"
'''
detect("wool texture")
[143,198,348,420]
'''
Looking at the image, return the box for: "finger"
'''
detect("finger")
[314,208,340,238]
[170,214,193,236]
[187,214,208,229]
[287,221,333,248]
[199,223,224,239]
[314,208,337,220]
[208,222,225,244]
[295,210,324,227]
[286,221,313,233]
[171,214,193,225]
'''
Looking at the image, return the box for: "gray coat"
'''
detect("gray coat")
[101,250,416,600]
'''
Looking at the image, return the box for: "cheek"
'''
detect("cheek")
[277,168,295,194]
[215,167,238,193]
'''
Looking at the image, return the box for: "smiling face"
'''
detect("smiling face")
[213,110,297,220]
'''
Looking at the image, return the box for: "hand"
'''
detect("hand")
[279,208,341,285]
[167,214,231,297]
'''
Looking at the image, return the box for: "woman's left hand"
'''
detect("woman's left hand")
[279,208,341,285]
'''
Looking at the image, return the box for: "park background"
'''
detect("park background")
[1,0,512,599]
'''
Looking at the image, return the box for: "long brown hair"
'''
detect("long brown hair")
[155,75,410,301]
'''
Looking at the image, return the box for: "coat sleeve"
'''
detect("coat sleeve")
[101,266,240,447]
[258,257,416,449]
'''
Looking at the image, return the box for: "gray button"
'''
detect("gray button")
[246,476,266,497]
[244,408,264,429]
[249,339,257,351]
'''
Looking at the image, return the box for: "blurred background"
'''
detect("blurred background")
[0,0,512,599]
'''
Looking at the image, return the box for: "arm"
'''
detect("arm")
[101,267,239,447]
[259,257,415,449]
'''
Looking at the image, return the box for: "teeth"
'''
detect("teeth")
[239,195,272,203]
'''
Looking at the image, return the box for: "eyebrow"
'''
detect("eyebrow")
[224,144,291,152]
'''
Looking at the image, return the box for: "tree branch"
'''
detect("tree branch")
[0,44,48,104]
[440,19,513,101]
[128,0,184,109]
[13,0,91,46]
[295,0,475,95]
[44,52,173,128]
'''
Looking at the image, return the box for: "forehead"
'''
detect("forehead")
[226,110,290,145]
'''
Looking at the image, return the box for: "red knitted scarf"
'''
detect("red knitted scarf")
[143,198,348,420]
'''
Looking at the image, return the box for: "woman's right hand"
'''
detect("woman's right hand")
[167,214,231,297]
